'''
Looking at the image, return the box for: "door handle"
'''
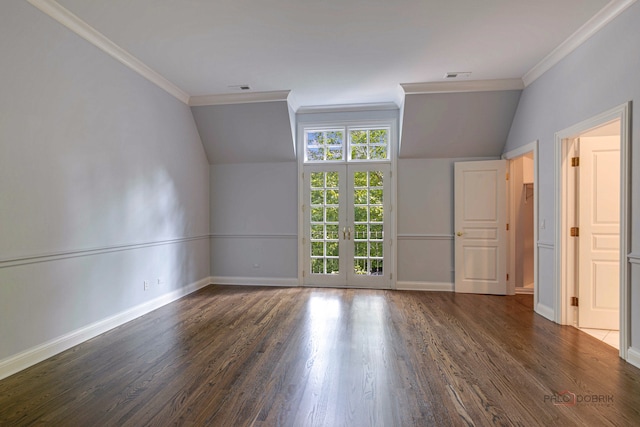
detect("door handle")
[348,227,352,240]
[343,227,347,239]
[456,231,464,237]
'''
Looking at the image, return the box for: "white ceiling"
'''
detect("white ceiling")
[50,0,616,107]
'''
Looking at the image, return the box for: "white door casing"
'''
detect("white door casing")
[577,136,620,330]
[554,103,630,360]
[454,160,508,294]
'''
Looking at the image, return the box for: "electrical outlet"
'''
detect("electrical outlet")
[252,263,260,269]
[144,280,150,291]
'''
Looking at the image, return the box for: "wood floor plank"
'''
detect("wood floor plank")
[1,285,639,426]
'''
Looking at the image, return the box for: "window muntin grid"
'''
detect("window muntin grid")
[304,126,390,163]
[305,130,344,162]
[309,171,340,275]
[349,128,389,161]
[353,170,384,275]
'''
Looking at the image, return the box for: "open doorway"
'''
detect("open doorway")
[564,121,621,348]
[509,153,535,295]
[503,141,538,304]
[555,103,630,358]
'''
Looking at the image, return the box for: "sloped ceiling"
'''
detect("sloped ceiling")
[49,0,616,107]
[192,101,294,164]
[400,90,522,158]
[194,90,522,163]
[27,0,633,162]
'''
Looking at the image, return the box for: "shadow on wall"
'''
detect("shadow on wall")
[36,163,204,342]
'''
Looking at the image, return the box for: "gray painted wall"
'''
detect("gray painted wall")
[401,90,521,158]
[210,162,298,279]
[0,2,210,362]
[397,157,498,284]
[192,101,295,164]
[504,1,640,350]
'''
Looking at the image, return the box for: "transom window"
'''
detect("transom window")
[304,126,390,163]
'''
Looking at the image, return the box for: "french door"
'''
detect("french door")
[302,163,391,288]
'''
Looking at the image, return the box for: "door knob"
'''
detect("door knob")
[456,231,464,237]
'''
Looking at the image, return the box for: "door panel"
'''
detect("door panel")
[303,166,347,287]
[347,164,390,289]
[454,160,507,294]
[578,136,620,330]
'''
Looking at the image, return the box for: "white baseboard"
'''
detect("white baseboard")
[535,302,555,321]
[627,347,640,369]
[0,276,212,381]
[395,281,454,292]
[210,276,299,287]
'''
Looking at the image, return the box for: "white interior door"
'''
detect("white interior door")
[303,164,390,289]
[454,160,507,294]
[578,136,620,330]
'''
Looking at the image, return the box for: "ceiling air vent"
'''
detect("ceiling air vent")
[444,72,471,79]
[228,84,251,91]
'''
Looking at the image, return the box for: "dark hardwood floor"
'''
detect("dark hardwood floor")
[1,285,639,426]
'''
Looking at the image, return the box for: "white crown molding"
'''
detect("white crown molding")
[296,102,400,114]
[27,0,190,104]
[401,79,524,95]
[523,0,637,86]
[189,90,291,107]
[286,91,301,112]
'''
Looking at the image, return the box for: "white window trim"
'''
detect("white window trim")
[302,122,393,164]
[297,119,398,289]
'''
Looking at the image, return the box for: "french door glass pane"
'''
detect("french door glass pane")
[309,171,340,275]
[352,170,384,275]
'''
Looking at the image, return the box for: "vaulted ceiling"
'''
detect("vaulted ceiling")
[28,0,634,162]
[42,0,618,107]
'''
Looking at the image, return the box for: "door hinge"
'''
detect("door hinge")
[302,204,306,212]
[571,157,580,167]
[302,172,305,179]
[570,227,579,237]
[390,273,393,280]
[506,172,510,180]
[571,296,579,307]
[507,273,509,281]
[506,223,510,231]
[302,270,305,278]
[302,237,306,244]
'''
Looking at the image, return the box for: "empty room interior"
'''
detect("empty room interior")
[2,0,640,425]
